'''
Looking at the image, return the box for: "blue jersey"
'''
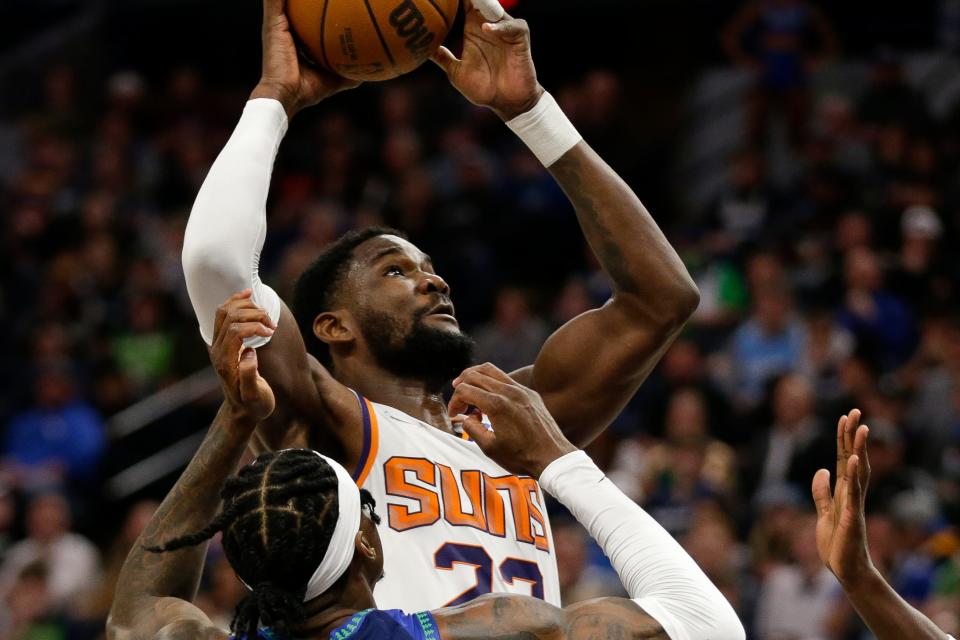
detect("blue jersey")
[329,609,438,639]
[230,609,439,640]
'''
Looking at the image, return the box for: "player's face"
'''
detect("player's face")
[346,235,474,382]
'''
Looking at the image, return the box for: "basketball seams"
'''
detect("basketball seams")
[421,0,451,29]
[319,0,333,71]
[362,0,398,71]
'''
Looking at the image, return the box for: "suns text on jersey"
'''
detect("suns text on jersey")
[382,456,551,552]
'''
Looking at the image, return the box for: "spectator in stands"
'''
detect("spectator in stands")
[706,148,775,254]
[838,246,917,368]
[641,388,735,537]
[754,513,842,639]
[908,313,960,465]
[0,493,100,613]
[741,374,831,500]
[798,305,855,403]
[472,287,550,374]
[888,205,953,310]
[723,281,806,409]
[193,552,247,631]
[862,419,931,513]
[858,51,933,137]
[0,561,63,640]
[72,500,158,632]
[3,365,105,493]
[635,339,738,441]
[552,519,625,605]
[722,0,839,149]
[683,507,747,614]
[748,484,805,578]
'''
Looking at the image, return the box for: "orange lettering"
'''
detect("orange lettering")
[384,457,440,531]
[518,477,550,552]
[484,474,534,544]
[438,465,486,531]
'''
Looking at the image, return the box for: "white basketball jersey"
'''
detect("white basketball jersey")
[349,393,561,612]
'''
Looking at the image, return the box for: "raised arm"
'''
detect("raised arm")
[108,319,277,640]
[182,0,361,454]
[442,365,745,640]
[812,410,954,640]
[431,0,698,446]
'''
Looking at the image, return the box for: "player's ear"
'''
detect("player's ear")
[356,530,377,560]
[314,311,355,348]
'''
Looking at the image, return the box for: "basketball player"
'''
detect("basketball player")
[182,0,700,611]
[107,319,743,640]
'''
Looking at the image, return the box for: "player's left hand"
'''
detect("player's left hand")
[448,363,576,476]
[429,0,544,121]
[211,290,277,431]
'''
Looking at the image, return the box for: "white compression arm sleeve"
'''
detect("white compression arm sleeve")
[181,98,286,347]
[539,451,745,640]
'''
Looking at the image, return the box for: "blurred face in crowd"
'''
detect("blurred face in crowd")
[27,494,70,544]
[790,514,821,572]
[835,211,872,253]
[6,567,50,628]
[662,340,703,384]
[845,247,883,292]
[665,389,708,444]
[865,514,896,569]
[867,431,903,479]
[746,253,784,291]
[35,370,75,409]
[753,286,793,333]
[341,235,474,383]
[773,375,814,426]
[495,288,531,332]
[122,501,159,546]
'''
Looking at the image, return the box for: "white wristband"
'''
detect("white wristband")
[506,92,582,167]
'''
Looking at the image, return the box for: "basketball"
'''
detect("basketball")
[287,0,460,82]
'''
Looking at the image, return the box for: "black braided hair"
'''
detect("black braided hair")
[146,449,380,640]
[292,226,405,368]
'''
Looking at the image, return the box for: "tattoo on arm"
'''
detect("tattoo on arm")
[436,594,668,640]
[109,405,249,637]
[549,149,641,296]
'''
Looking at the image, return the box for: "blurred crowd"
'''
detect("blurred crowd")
[1,1,960,638]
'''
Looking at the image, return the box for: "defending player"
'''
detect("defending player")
[106,319,743,640]
[181,0,700,611]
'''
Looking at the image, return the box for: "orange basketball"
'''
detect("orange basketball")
[287,0,460,82]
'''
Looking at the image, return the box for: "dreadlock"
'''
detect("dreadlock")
[292,226,405,369]
[146,449,380,640]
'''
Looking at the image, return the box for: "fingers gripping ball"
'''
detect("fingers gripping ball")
[287,0,461,81]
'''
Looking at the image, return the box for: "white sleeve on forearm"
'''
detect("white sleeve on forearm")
[539,451,745,640]
[181,98,286,347]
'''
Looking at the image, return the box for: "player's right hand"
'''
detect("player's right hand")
[811,409,874,588]
[211,290,277,430]
[250,0,360,118]
[448,363,576,477]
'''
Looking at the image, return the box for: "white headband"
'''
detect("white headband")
[238,450,362,602]
[303,451,362,601]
